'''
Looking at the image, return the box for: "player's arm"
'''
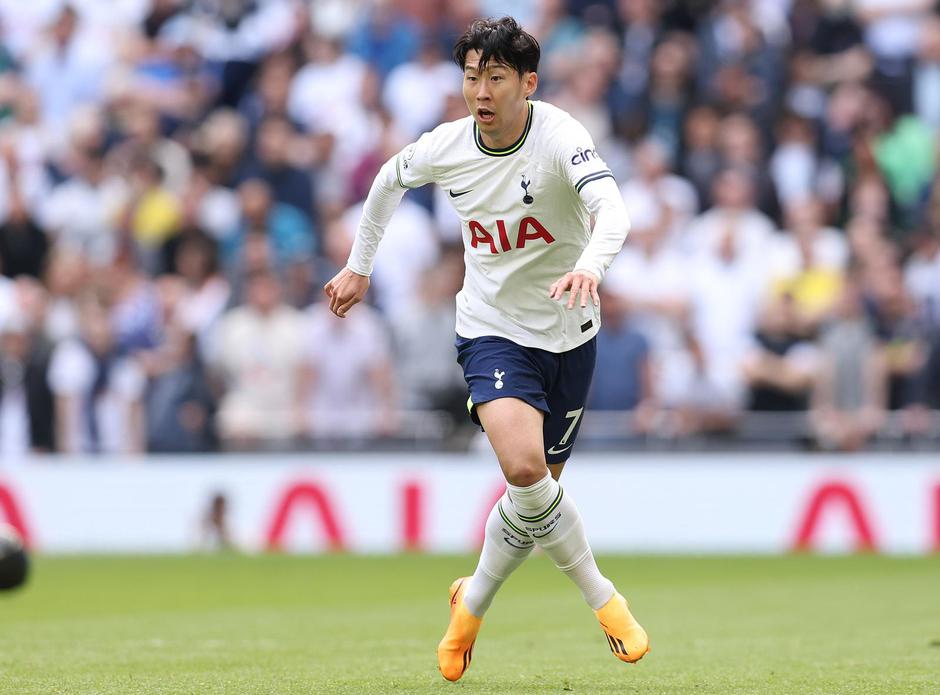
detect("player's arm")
[549,176,630,309]
[325,136,436,317]
[324,155,403,317]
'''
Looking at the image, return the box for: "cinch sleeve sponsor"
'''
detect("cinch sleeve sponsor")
[557,120,614,195]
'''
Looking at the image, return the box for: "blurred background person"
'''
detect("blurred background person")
[812,275,887,451]
[47,292,146,454]
[210,267,305,451]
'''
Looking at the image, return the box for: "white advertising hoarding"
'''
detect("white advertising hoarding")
[0,453,938,554]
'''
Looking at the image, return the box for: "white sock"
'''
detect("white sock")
[463,491,534,617]
[506,472,615,610]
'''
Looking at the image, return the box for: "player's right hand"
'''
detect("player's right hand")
[324,267,370,318]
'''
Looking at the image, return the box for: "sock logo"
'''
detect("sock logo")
[493,369,505,389]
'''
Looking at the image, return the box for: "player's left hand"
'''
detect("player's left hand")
[549,270,600,309]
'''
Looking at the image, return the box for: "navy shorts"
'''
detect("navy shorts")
[455,334,596,465]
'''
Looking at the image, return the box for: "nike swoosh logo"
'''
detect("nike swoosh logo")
[547,444,573,455]
[449,189,473,198]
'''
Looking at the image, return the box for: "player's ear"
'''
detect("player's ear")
[523,71,538,97]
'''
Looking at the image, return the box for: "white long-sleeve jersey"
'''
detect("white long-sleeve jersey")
[347,99,630,352]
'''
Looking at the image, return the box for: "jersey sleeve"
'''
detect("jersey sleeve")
[346,129,439,275]
[552,116,629,281]
[554,119,615,196]
[395,130,438,189]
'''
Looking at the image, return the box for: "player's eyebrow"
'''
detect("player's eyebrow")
[464,61,510,73]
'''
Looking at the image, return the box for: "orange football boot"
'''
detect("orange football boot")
[437,577,482,681]
[595,592,649,664]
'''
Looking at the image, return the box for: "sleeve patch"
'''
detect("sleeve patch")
[395,156,410,189]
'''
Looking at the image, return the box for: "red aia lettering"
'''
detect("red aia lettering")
[496,220,512,252]
[0,483,31,548]
[401,480,424,551]
[792,481,877,552]
[516,216,555,248]
[265,482,344,551]
[469,218,555,254]
[469,220,497,254]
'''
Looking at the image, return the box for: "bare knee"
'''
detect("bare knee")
[502,454,549,487]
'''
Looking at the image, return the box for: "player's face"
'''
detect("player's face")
[462,49,537,146]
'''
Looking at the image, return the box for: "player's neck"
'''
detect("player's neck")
[479,101,530,150]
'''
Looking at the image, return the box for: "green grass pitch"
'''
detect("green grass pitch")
[1,553,938,694]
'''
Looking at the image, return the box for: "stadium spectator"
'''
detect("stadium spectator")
[237,114,316,225]
[105,243,163,355]
[550,28,620,147]
[141,321,215,453]
[684,165,776,265]
[382,36,461,141]
[110,100,193,198]
[0,147,48,280]
[529,0,584,93]
[48,292,146,454]
[619,136,698,244]
[302,296,398,442]
[388,244,466,419]
[24,4,112,135]
[0,302,55,456]
[605,192,695,414]
[741,296,819,412]
[169,230,231,359]
[41,246,86,344]
[346,1,421,78]
[716,113,780,219]
[116,154,183,275]
[686,169,774,428]
[288,35,378,201]
[913,14,940,131]
[680,103,723,209]
[585,288,653,421]
[211,267,305,450]
[614,0,663,115]
[812,276,887,451]
[220,178,314,279]
[695,1,786,130]
[237,52,299,137]
[639,33,695,160]
[39,107,126,267]
[190,108,250,189]
[768,198,848,333]
[903,226,940,329]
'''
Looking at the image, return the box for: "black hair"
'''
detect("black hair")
[452,17,540,75]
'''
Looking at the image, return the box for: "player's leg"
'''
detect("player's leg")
[462,455,566,619]
[438,396,544,681]
[438,338,547,681]
[462,488,534,618]
[476,397,647,664]
[479,396,615,606]
[518,339,649,664]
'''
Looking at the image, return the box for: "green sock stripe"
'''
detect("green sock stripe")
[515,487,563,523]
[497,501,528,538]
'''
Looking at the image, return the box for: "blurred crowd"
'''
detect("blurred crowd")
[0,0,939,457]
